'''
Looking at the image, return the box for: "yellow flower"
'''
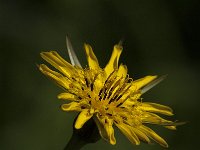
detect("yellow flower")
[39,38,180,148]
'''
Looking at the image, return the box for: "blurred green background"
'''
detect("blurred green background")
[1,0,200,150]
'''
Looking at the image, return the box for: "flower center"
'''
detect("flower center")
[81,69,134,117]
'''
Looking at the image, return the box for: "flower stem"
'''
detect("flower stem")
[64,133,87,150]
[64,117,101,150]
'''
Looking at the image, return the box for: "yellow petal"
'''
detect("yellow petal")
[93,72,106,93]
[57,93,78,101]
[40,51,74,77]
[115,123,140,145]
[39,64,70,89]
[104,44,122,77]
[139,125,168,147]
[130,76,157,91]
[141,112,175,126]
[121,94,141,107]
[104,118,116,145]
[84,44,99,70]
[61,102,82,112]
[75,109,93,129]
[139,102,173,116]
[116,64,127,80]
[93,116,116,145]
[132,128,150,144]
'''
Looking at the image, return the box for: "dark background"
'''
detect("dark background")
[1,0,200,150]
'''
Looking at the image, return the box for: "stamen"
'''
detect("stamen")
[98,89,103,97]
[109,76,129,102]
[90,83,94,91]
[106,113,112,116]
[108,77,122,94]
[116,102,123,107]
[104,70,117,85]
[107,87,113,99]
[85,78,89,87]
[103,91,108,100]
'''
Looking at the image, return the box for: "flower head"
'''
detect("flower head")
[39,38,181,147]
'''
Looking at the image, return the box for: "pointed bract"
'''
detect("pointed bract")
[141,75,167,94]
[66,36,82,67]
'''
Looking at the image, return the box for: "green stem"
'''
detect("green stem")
[64,133,87,150]
[64,117,101,150]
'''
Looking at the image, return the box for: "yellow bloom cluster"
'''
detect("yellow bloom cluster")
[39,40,179,147]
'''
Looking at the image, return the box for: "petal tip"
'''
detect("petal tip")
[74,123,82,129]
[110,140,116,145]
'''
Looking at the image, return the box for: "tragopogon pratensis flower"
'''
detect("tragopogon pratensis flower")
[39,37,182,148]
